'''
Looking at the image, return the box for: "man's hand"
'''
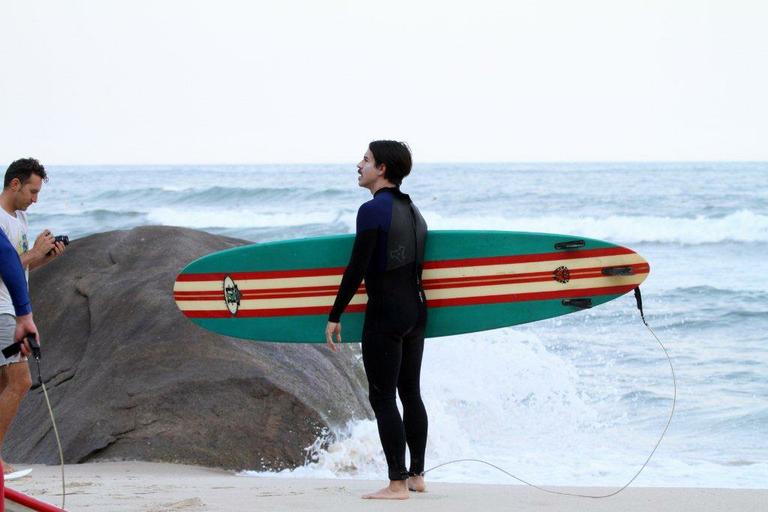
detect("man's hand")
[325,321,342,352]
[48,239,66,260]
[25,230,65,269]
[28,230,55,263]
[14,313,39,357]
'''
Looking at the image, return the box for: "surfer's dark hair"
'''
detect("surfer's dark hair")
[369,140,412,186]
[4,158,48,188]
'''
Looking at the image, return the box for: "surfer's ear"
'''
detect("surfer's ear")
[376,163,387,176]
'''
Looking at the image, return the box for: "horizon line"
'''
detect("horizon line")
[37,159,768,167]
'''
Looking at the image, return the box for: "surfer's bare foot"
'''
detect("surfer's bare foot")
[362,480,409,500]
[407,475,426,492]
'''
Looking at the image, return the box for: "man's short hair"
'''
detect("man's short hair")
[368,140,412,187]
[4,158,48,188]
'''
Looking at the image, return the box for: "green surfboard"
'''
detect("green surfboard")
[174,231,649,343]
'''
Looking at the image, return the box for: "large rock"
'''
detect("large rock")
[6,226,371,470]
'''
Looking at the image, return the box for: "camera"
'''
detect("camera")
[47,234,70,255]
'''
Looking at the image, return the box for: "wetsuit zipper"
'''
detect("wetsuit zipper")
[408,200,425,304]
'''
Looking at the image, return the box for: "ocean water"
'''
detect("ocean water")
[33,162,767,489]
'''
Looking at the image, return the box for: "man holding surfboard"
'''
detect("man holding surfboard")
[325,141,429,500]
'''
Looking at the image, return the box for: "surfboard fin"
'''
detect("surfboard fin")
[561,298,593,309]
[554,240,585,250]
[602,266,634,276]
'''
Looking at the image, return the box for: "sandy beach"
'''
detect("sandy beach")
[5,461,765,512]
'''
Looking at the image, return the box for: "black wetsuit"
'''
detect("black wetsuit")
[329,187,428,481]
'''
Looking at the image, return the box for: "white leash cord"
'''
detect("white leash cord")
[34,359,67,510]
[423,311,677,499]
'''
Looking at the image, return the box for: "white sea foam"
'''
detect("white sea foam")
[419,210,768,245]
[243,326,768,488]
[245,330,649,484]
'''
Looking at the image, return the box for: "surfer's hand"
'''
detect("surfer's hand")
[14,314,39,354]
[325,321,341,352]
[15,313,37,341]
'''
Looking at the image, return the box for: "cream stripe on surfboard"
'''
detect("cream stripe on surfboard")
[173,274,343,292]
[174,253,646,295]
[176,272,646,313]
[424,274,645,301]
[423,254,646,280]
[176,293,368,312]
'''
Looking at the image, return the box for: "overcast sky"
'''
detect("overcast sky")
[1,1,766,164]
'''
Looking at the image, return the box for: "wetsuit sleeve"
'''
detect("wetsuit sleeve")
[0,230,31,316]
[328,204,378,322]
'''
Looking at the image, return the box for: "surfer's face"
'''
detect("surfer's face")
[357,149,384,190]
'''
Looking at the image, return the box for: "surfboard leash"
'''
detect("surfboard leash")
[28,335,67,510]
[422,286,678,499]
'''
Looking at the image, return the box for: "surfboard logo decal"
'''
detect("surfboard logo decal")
[553,266,570,283]
[223,276,242,315]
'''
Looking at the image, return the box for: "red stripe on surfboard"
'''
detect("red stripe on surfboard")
[426,284,638,308]
[181,285,636,318]
[174,262,649,297]
[174,284,365,299]
[183,304,368,318]
[174,271,638,301]
[173,269,591,297]
[423,246,635,269]
[423,270,647,292]
[174,285,364,301]
[175,263,649,302]
[176,289,357,301]
[177,247,638,282]
[175,266,347,282]
[423,263,650,289]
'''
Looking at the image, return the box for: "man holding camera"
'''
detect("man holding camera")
[0,158,65,474]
